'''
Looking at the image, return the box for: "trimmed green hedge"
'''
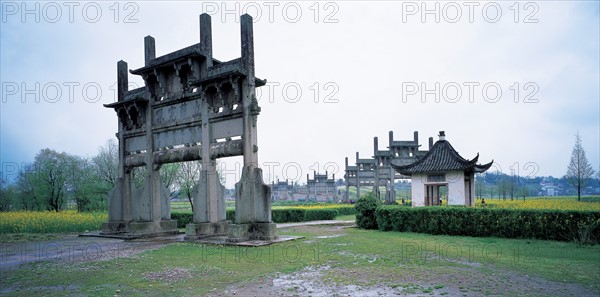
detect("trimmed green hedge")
[376,206,600,243]
[333,206,356,216]
[172,208,339,228]
[171,212,193,228]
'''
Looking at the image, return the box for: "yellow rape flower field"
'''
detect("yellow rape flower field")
[272,204,352,210]
[1,198,598,235]
[477,197,600,211]
[0,210,107,234]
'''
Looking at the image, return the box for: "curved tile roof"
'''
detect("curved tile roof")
[391,139,492,175]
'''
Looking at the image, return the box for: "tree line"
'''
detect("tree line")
[0,139,207,212]
[476,132,597,201]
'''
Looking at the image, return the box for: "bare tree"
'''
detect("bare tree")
[177,161,202,211]
[498,177,509,200]
[488,186,496,200]
[566,132,595,201]
[509,175,516,201]
[92,139,118,189]
[476,175,484,199]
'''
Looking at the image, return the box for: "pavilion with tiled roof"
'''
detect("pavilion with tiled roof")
[391,131,493,207]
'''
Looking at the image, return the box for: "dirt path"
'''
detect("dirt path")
[212,262,599,297]
[0,220,353,270]
[0,234,183,270]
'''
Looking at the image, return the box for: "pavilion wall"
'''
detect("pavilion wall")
[411,173,426,207]
[447,170,465,206]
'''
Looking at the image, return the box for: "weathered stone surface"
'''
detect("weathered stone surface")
[228,167,277,242]
[234,167,271,224]
[184,168,227,238]
[107,179,123,222]
[227,222,277,242]
[101,221,129,234]
[185,221,228,239]
[102,13,275,241]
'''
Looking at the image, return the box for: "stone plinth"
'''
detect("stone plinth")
[185,221,229,240]
[101,219,178,237]
[101,221,129,234]
[227,166,277,242]
[227,222,277,242]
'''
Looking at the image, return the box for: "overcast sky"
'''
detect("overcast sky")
[1,1,599,187]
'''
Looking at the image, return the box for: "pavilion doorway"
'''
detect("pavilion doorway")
[424,183,447,206]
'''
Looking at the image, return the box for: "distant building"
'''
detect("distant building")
[539,179,559,196]
[307,171,338,202]
[271,179,295,201]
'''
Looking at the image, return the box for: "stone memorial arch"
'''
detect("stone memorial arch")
[102,13,276,242]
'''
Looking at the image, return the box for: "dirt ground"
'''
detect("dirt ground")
[1,223,599,296]
[0,234,182,270]
[211,262,599,297]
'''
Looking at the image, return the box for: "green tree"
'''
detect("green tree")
[0,177,13,211]
[68,156,106,212]
[31,149,71,211]
[16,166,38,210]
[566,132,595,201]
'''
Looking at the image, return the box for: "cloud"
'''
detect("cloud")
[1,1,598,187]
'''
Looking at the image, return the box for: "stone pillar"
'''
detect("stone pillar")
[388,163,396,204]
[229,166,276,242]
[389,129,395,202]
[373,137,380,199]
[413,131,419,148]
[241,13,258,168]
[144,36,155,66]
[186,88,228,238]
[185,13,228,239]
[228,14,276,242]
[344,157,349,203]
[199,13,212,61]
[355,152,361,200]
[146,78,160,227]
[103,61,131,234]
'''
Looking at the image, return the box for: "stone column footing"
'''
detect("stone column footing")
[227,222,278,242]
[185,221,229,240]
[101,220,178,235]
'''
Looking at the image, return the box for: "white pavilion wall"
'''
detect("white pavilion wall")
[411,173,426,207]
[447,170,465,206]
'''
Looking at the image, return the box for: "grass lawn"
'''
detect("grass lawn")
[335,214,356,221]
[1,225,598,296]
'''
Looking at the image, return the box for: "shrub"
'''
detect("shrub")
[303,209,338,221]
[171,212,193,228]
[376,206,600,244]
[170,207,341,227]
[355,192,381,229]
